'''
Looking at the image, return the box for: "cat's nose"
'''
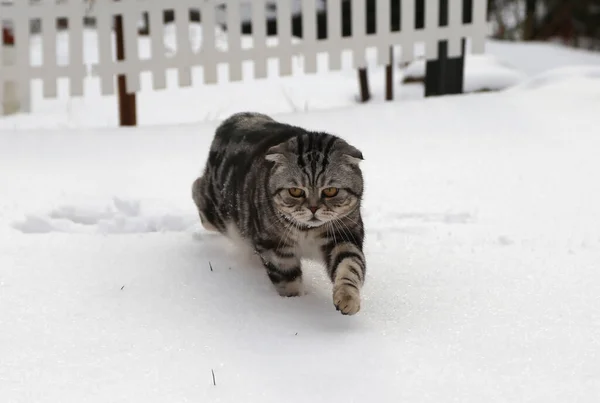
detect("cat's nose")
[308,206,318,214]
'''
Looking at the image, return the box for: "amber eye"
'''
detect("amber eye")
[321,187,339,198]
[288,187,305,198]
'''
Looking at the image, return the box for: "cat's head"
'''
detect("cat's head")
[265,133,364,228]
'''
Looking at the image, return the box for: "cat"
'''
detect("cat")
[192,112,366,315]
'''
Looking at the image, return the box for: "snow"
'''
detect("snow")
[12,197,195,234]
[507,65,600,92]
[2,65,600,402]
[402,53,527,92]
[485,39,600,76]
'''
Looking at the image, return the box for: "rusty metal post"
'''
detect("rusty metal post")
[357,68,371,103]
[114,6,137,126]
[385,46,393,101]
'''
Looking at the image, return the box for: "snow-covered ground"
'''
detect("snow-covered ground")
[2,26,600,129]
[2,62,600,401]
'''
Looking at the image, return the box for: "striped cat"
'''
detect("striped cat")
[192,112,366,315]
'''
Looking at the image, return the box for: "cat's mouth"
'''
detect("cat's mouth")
[297,216,324,228]
[303,220,324,229]
[279,211,327,229]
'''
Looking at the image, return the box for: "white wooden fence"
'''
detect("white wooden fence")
[0,0,491,116]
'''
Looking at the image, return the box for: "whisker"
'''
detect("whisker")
[276,213,300,252]
[335,217,359,244]
[329,222,338,261]
[276,220,294,251]
[341,214,360,226]
[332,217,352,243]
[261,211,285,232]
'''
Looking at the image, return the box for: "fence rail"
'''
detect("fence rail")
[0,0,492,118]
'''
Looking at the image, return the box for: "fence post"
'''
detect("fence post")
[357,68,371,102]
[114,1,137,126]
[385,46,394,101]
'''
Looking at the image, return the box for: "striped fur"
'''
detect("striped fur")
[192,112,366,315]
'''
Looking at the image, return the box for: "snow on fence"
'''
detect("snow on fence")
[0,0,491,120]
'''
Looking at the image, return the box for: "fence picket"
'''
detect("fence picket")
[424,0,440,60]
[276,0,293,76]
[66,0,85,97]
[226,0,243,81]
[251,0,268,79]
[447,0,463,57]
[399,0,415,63]
[350,0,366,68]
[200,1,218,84]
[122,3,141,93]
[301,0,318,74]
[12,1,31,112]
[94,3,115,95]
[42,6,58,98]
[471,0,488,53]
[174,1,192,87]
[376,0,391,65]
[148,1,167,90]
[326,0,342,70]
[398,0,415,63]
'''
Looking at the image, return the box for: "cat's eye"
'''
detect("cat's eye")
[288,187,305,198]
[321,187,339,198]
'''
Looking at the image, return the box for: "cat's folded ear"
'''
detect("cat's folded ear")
[336,141,364,165]
[265,142,288,163]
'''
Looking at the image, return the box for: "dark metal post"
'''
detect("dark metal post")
[357,68,371,102]
[114,6,137,126]
[425,41,446,97]
[424,0,468,97]
[385,46,394,101]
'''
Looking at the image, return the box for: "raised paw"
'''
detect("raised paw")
[333,285,361,315]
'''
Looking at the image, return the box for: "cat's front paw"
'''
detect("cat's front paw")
[333,285,361,315]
